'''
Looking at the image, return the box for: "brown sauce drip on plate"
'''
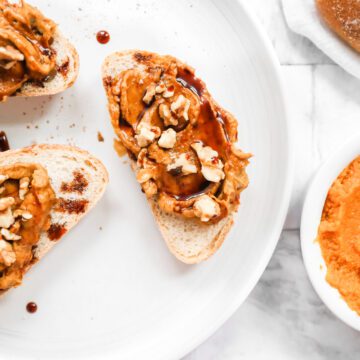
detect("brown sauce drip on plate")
[26,302,37,313]
[0,131,10,152]
[96,30,110,44]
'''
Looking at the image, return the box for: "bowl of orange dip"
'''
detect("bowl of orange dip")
[301,133,360,331]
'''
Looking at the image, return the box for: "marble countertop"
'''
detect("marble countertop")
[185,0,360,359]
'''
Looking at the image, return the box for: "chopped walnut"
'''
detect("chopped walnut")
[0,239,16,266]
[142,84,156,104]
[155,81,166,94]
[0,45,24,62]
[19,177,30,200]
[21,212,33,220]
[158,128,177,149]
[154,80,174,98]
[1,228,21,241]
[10,221,20,234]
[194,195,220,222]
[163,87,174,98]
[13,209,32,221]
[0,174,9,185]
[142,179,158,197]
[0,208,15,229]
[0,197,15,211]
[136,167,157,184]
[171,95,190,121]
[135,122,161,148]
[159,103,178,127]
[167,153,197,176]
[191,142,225,183]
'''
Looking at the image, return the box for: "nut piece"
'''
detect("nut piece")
[0,45,24,62]
[1,228,21,241]
[167,153,197,176]
[171,95,190,121]
[191,142,225,183]
[19,177,30,200]
[155,81,166,94]
[159,103,178,127]
[158,129,177,149]
[21,212,33,220]
[135,122,161,148]
[13,209,32,221]
[0,174,9,185]
[142,180,158,197]
[163,87,174,98]
[142,84,156,104]
[10,221,20,234]
[0,239,16,266]
[0,197,15,211]
[0,208,15,229]
[155,81,174,98]
[136,167,157,184]
[194,195,220,222]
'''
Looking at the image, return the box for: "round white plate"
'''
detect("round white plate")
[0,0,292,358]
[301,133,360,331]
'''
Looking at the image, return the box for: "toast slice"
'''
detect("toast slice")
[0,0,79,100]
[0,144,108,293]
[16,28,79,98]
[102,50,249,264]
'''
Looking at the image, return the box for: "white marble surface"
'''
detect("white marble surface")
[185,0,360,358]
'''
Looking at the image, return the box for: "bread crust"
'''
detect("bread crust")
[317,0,360,53]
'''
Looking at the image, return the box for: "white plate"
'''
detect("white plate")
[0,0,292,358]
[301,133,360,331]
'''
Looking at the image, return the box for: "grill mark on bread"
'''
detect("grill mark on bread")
[60,170,88,194]
[48,223,67,241]
[56,198,89,214]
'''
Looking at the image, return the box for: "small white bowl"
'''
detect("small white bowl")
[301,133,360,331]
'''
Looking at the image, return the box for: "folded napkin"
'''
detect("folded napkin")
[282,0,360,79]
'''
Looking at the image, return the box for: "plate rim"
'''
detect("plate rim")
[172,1,294,358]
[0,0,294,358]
[301,132,360,332]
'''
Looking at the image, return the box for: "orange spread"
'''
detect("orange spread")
[317,156,360,315]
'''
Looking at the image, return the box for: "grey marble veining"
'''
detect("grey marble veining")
[185,0,360,358]
[185,232,360,360]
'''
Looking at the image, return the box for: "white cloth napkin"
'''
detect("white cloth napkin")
[282,0,360,79]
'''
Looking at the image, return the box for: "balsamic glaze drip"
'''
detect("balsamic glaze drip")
[216,112,230,143]
[26,302,37,314]
[96,30,110,44]
[172,182,212,201]
[0,131,10,152]
[176,69,205,98]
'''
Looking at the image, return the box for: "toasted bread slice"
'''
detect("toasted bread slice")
[0,144,108,293]
[15,29,79,98]
[103,50,245,264]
